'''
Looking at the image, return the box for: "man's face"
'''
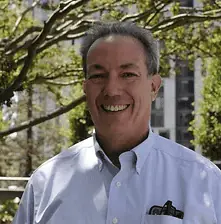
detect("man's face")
[83,35,161,137]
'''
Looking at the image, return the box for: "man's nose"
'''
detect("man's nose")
[103,75,122,97]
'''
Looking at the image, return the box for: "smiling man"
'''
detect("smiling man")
[83,34,161,167]
[13,22,221,224]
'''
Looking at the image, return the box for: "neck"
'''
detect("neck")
[95,129,149,167]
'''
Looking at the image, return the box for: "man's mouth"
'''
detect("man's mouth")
[101,104,130,112]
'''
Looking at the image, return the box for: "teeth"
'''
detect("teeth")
[103,105,128,112]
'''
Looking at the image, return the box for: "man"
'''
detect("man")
[13,22,221,224]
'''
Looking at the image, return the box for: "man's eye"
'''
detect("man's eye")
[88,74,105,79]
[122,73,137,77]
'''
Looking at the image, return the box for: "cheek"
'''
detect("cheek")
[134,91,152,113]
[85,85,100,107]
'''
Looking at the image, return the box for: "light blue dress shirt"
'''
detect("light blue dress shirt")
[13,130,221,224]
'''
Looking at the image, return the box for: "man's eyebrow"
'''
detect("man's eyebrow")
[87,64,106,71]
[87,63,140,72]
[120,63,140,70]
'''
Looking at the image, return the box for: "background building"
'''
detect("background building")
[151,0,204,152]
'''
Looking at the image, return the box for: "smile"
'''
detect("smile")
[101,104,130,112]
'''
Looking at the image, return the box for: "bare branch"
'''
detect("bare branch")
[12,0,41,35]
[43,80,83,86]
[38,20,93,52]
[66,32,85,39]
[144,1,171,26]
[15,21,93,67]
[45,0,119,43]
[6,38,35,56]
[31,68,83,84]
[151,11,221,32]
[5,26,42,52]
[56,20,74,32]
[120,1,172,23]
[39,68,83,79]
[59,1,117,31]
[0,0,89,105]
[0,95,86,138]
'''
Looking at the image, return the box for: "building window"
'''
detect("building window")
[175,59,194,149]
[177,112,193,127]
[180,0,193,7]
[177,79,194,96]
[177,96,194,110]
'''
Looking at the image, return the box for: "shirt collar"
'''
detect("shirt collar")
[93,131,113,171]
[92,127,155,174]
[132,128,155,174]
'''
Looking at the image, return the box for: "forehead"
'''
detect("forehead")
[86,35,146,67]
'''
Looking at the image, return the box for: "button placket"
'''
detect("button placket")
[106,169,127,224]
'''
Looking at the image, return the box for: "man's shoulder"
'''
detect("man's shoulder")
[31,137,94,177]
[153,134,221,178]
[153,134,196,161]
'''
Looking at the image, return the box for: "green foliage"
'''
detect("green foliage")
[68,102,91,145]
[0,0,220,220]
[0,1,34,39]
[68,83,93,145]
[0,110,8,131]
[0,199,19,223]
[0,0,220,178]
[190,59,221,160]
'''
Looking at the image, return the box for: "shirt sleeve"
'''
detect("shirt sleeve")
[12,181,35,224]
[213,176,221,223]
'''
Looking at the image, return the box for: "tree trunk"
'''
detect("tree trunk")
[25,87,33,176]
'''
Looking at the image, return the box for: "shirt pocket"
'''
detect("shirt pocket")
[144,215,183,224]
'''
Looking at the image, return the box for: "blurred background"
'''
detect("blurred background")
[0,0,221,222]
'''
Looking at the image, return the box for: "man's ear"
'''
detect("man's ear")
[151,74,162,101]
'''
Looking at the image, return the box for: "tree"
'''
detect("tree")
[0,0,220,176]
[190,58,221,160]
[0,0,221,221]
[1,0,221,138]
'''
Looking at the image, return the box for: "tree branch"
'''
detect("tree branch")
[0,95,86,138]
[43,80,83,86]
[60,0,119,32]
[144,1,170,26]
[6,38,35,56]
[5,26,42,52]
[120,0,172,23]
[151,11,221,32]
[15,21,93,67]
[37,20,93,52]
[11,0,41,35]
[31,68,83,84]
[0,0,89,105]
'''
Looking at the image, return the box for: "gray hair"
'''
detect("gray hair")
[80,21,160,77]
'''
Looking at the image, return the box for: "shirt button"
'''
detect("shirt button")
[116,181,121,187]
[112,217,118,224]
